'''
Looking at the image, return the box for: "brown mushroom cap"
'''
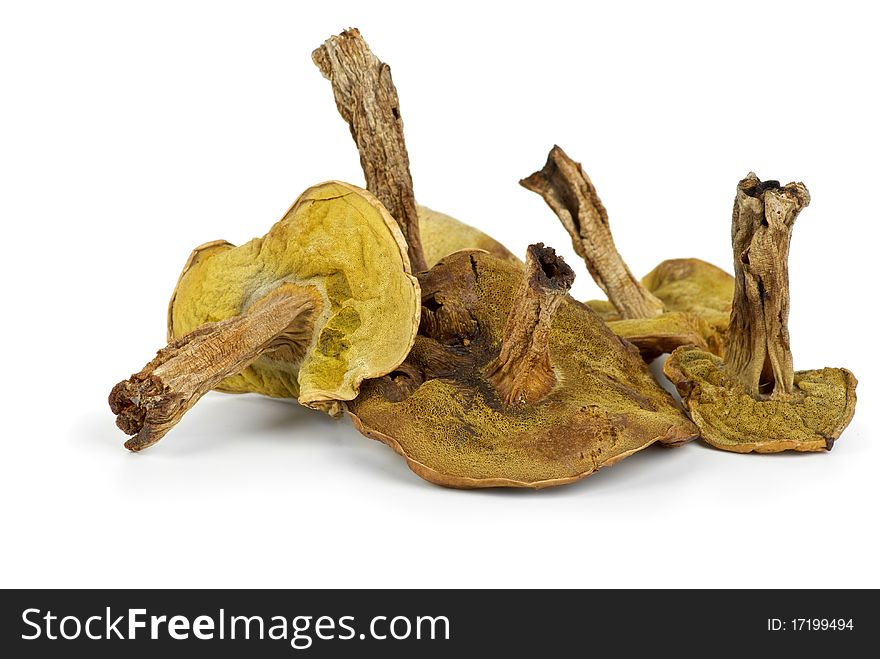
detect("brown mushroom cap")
[587,258,735,360]
[418,205,519,269]
[348,249,698,488]
[664,347,857,453]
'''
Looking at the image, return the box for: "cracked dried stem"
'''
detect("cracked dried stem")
[724,173,809,397]
[313,28,428,272]
[521,146,664,319]
[485,244,574,404]
[109,283,323,451]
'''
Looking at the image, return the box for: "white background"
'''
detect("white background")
[2,1,877,588]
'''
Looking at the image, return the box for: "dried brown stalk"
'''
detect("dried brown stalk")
[485,244,574,404]
[664,174,857,453]
[313,28,428,273]
[110,283,323,452]
[724,174,807,396]
[110,181,421,451]
[521,145,665,319]
[522,145,735,360]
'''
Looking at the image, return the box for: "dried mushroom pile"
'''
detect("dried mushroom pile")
[109,29,858,488]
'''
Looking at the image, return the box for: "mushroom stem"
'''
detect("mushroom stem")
[485,244,575,404]
[312,28,428,273]
[724,173,810,397]
[109,283,323,451]
[521,146,665,320]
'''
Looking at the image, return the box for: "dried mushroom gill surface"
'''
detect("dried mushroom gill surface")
[313,28,516,271]
[110,182,420,451]
[349,246,698,489]
[664,174,857,453]
[522,146,734,360]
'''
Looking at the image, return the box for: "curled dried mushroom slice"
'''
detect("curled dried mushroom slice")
[522,146,734,360]
[664,174,857,453]
[109,181,420,451]
[348,246,698,489]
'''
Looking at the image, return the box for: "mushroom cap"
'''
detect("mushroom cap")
[168,181,420,412]
[417,205,520,269]
[642,258,734,331]
[664,346,858,453]
[348,250,698,488]
[588,258,735,359]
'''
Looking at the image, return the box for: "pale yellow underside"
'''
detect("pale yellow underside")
[169,181,420,410]
[417,206,519,268]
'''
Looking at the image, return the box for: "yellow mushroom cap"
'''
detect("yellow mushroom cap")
[589,258,735,360]
[665,346,857,453]
[417,205,520,269]
[168,181,420,412]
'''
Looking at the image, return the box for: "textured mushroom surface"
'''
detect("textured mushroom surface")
[665,348,857,453]
[589,258,734,359]
[110,181,421,451]
[418,206,519,268]
[664,174,857,453]
[168,181,420,408]
[348,249,698,488]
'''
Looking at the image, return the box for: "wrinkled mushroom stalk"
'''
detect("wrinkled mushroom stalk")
[522,146,735,361]
[521,146,664,319]
[663,174,857,453]
[109,181,421,451]
[724,175,805,397]
[485,246,574,404]
[110,284,323,451]
[314,28,519,271]
[313,28,428,273]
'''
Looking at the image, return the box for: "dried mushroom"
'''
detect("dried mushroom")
[109,181,420,451]
[522,145,734,360]
[107,22,858,494]
[314,30,696,488]
[348,245,698,489]
[418,205,519,268]
[664,174,857,453]
[313,28,516,271]
[313,28,427,272]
